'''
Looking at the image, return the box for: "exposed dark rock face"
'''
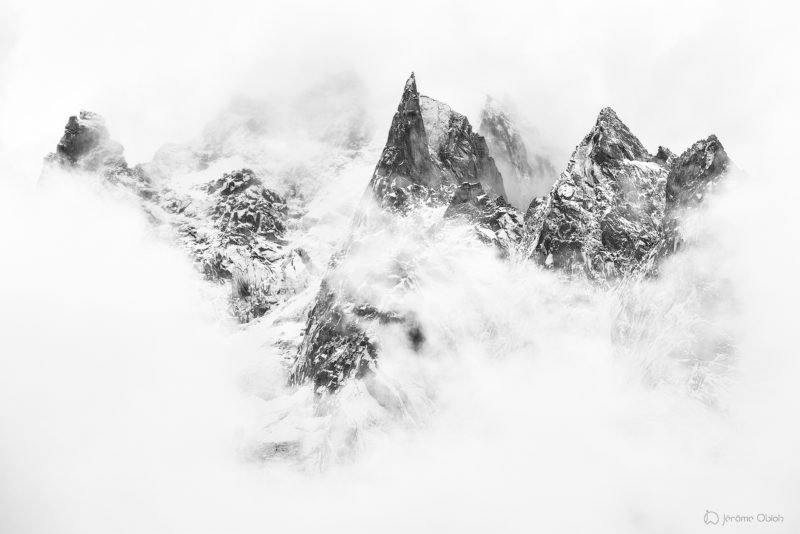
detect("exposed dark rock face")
[419,95,506,200]
[50,111,124,169]
[368,74,438,207]
[292,74,512,393]
[44,113,311,323]
[660,135,731,254]
[205,169,287,242]
[444,182,524,256]
[525,108,733,279]
[43,80,736,402]
[291,274,378,392]
[665,136,730,211]
[479,98,557,209]
[528,108,668,278]
[44,111,155,198]
[167,168,309,322]
[367,73,506,210]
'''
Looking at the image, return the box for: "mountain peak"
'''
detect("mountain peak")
[666,134,730,210]
[48,110,125,171]
[585,106,649,163]
[367,74,507,206]
[596,106,619,122]
[404,72,416,91]
[366,73,435,203]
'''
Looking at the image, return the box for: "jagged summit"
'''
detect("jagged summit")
[584,106,650,164]
[368,72,436,203]
[367,73,505,208]
[41,79,737,401]
[527,104,734,278]
[404,71,416,91]
[527,106,668,276]
[656,134,731,257]
[666,135,729,209]
[292,74,514,392]
[43,111,313,323]
[43,110,156,198]
[595,106,619,121]
[49,111,125,171]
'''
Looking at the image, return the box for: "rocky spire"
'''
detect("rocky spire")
[388,73,435,182]
[43,111,156,198]
[367,72,437,204]
[528,107,667,277]
[585,107,651,164]
[48,111,125,171]
[291,73,514,393]
[366,73,507,209]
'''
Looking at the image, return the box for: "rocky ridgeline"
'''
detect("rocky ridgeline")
[42,74,733,397]
[292,73,519,392]
[478,97,558,209]
[292,76,733,394]
[661,135,731,255]
[525,108,731,279]
[525,108,670,278]
[44,111,156,199]
[43,113,313,322]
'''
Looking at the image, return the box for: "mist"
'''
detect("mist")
[1,0,799,532]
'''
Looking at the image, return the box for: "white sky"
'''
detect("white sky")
[0,0,798,180]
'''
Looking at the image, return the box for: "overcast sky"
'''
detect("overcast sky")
[1,0,797,180]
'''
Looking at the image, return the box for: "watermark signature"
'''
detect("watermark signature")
[705,510,784,526]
